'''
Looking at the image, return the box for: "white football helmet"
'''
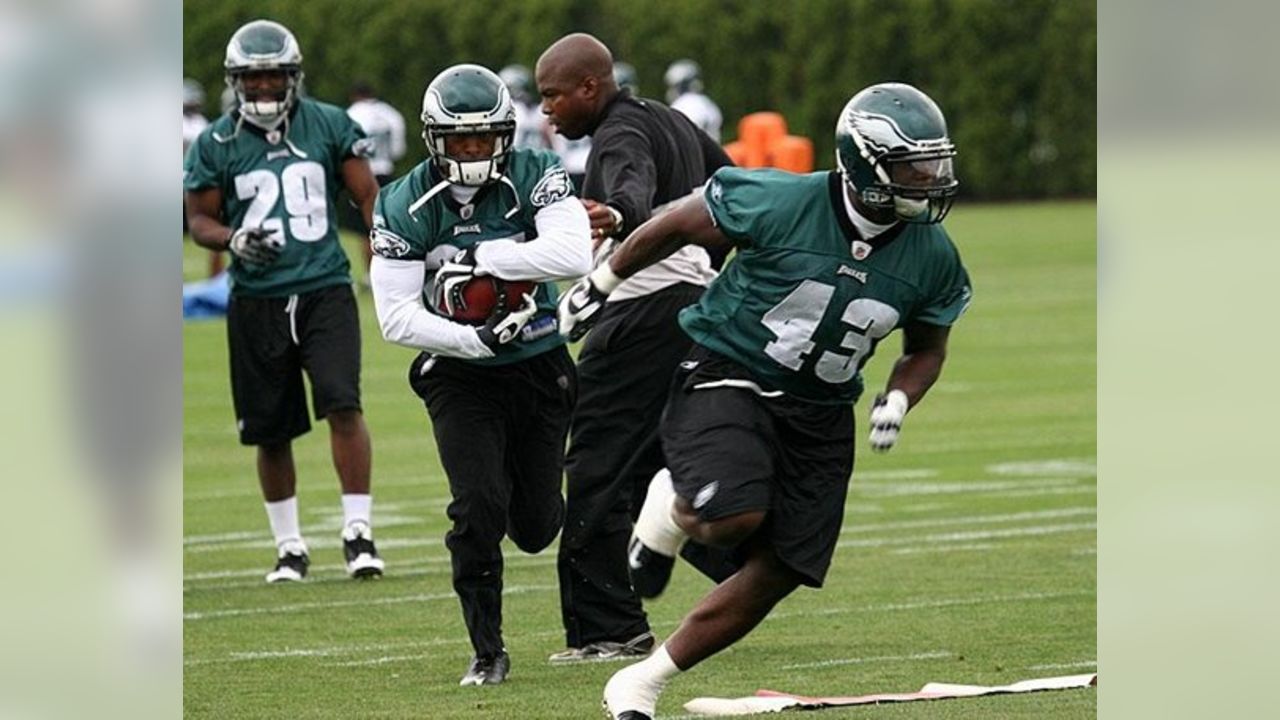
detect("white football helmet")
[421,64,517,187]
[224,20,303,131]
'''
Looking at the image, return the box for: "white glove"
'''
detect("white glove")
[475,293,538,349]
[228,226,284,265]
[868,389,910,452]
[557,263,622,341]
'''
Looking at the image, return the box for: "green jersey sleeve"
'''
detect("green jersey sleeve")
[182,129,221,191]
[703,167,815,248]
[370,180,427,262]
[914,234,973,326]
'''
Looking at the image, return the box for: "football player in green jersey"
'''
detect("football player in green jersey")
[367,64,592,686]
[559,83,971,720]
[184,19,384,584]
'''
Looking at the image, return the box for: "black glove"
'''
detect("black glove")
[434,248,483,317]
[475,293,539,350]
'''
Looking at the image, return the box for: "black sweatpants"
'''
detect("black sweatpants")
[409,346,577,657]
[558,282,704,647]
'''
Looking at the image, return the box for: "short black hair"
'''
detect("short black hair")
[349,80,376,99]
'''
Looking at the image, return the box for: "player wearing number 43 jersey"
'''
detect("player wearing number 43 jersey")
[184,19,385,584]
[558,82,972,719]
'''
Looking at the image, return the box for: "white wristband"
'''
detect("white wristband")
[589,261,623,294]
[884,389,910,413]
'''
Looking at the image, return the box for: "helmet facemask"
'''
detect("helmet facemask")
[228,68,301,131]
[835,84,960,225]
[223,20,304,132]
[421,65,518,187]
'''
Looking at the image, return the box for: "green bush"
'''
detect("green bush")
[184,0,1094,199]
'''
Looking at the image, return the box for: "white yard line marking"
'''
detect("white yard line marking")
[184,515,425,546]
[768,590,1093,623]
[890,543,999,555]
[782,650,952,670]
[852,469,939,480]
[1027,660,1097,670]
[836,521,1095,549]
[186,557,558,591]
[841,507,1095,533]
[852,478,1080,497]
[183,584,555,621]
[987,458,1096,478]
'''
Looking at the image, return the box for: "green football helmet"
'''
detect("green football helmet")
[421,64,517,187]
[224,20,303,131]
[835,83,958,224]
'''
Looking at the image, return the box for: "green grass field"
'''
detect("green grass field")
[183,201,1096,719]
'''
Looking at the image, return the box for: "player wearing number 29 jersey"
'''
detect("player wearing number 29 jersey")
[184,95,369,296]
[684,166,970,404]
[183,19,384,586]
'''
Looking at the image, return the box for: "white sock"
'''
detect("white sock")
[264,496,302,549]
[633,469,686,557]
[341,493,372,531]
[604,645,681,715]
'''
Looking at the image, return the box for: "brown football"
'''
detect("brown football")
[437,277,538,325]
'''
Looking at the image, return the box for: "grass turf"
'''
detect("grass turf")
[183,200,1096,718]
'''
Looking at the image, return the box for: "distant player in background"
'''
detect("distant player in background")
[182,78,222,277]
[368,64,591,687]
[345,80,407,283]
[558,82,971,719]
[536,32,734,666]
[184,19,384,584]
[613,61,639,95]
[664,59,722,143]
[500,64,552,151]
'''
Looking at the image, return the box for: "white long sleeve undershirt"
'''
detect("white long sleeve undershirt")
[369,196,591,358]
[473,196,592,280]
[369,256,494,359]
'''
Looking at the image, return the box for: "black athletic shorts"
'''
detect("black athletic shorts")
[226,283,362,446]
[660,346,855,587]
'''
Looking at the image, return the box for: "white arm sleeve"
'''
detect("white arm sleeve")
[472,197,592,281]
[370,256,495,359]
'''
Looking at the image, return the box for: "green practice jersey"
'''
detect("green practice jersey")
[370,149,575,366]
[184,98,369,297]
[683,168,972,405]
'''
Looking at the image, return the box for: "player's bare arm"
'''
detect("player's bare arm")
[341,156,380,229]
[886,321,950,406]
[557,192,731,340]
[869,321,950,452]
[607,192,732,280]
[185,187,230,251]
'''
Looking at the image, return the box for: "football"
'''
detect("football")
[436,276,538,325]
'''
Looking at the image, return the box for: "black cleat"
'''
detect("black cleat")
[549,631,656,664]
[342,521,385,579]
[265,540,309,583]
[627,538,675,598]
[460,651,511,686]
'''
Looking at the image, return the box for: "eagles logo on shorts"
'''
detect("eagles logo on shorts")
[530,165,573,208]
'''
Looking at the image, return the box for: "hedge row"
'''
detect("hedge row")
[183,0,1095,198]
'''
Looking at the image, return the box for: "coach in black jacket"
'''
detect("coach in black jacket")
[536,33,734,663]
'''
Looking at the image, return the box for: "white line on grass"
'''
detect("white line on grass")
[841,507,1095,533]
[781,650,952,670]
[187,556,559,591]
[852,478,1079,497]
[1028,660,1097,670]
[768,589,1093,622]
[835,521,1096,549]
[183,584,555,621]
